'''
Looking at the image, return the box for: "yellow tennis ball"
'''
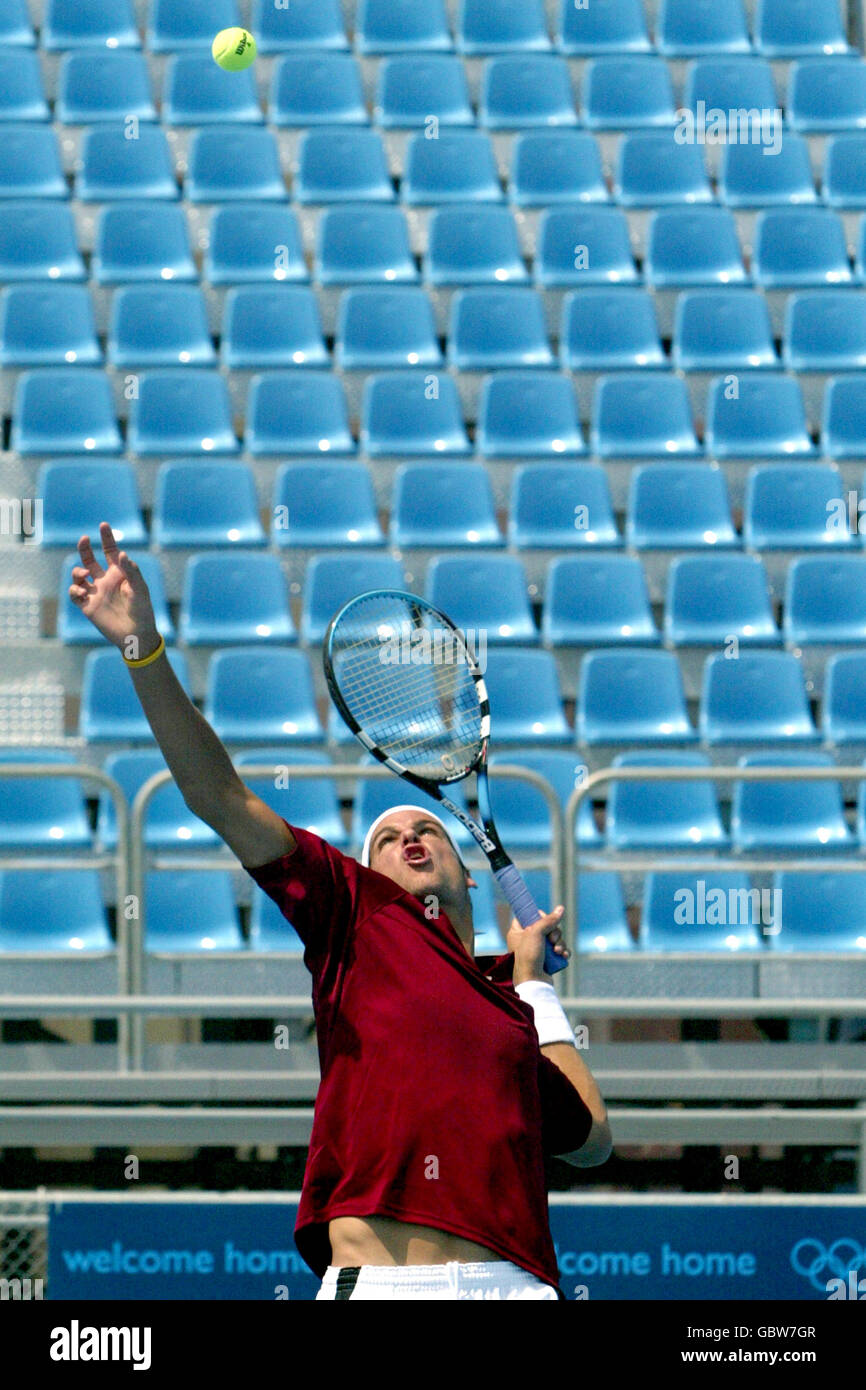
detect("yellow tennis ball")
[212,27,257,72]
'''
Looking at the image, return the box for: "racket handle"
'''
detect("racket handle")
[494,865,567,976]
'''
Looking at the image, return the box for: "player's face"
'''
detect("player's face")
[368,810,466,901]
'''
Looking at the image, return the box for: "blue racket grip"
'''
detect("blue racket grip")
[494,864,567,975]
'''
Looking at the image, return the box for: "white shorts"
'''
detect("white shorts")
[315,1260,560,1300]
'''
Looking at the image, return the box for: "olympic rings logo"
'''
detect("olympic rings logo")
[790,1238,866,1292]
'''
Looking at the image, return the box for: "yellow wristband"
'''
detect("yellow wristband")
[123,634,166,669]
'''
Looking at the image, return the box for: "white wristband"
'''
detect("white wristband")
[514,981,575,1047]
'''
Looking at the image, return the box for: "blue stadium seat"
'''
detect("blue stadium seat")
[128,371,238,455]
[249,889,305,952]
[79,647,191,742]
[536,207,638,287]
[337,288,442,369]
[251,0,347,53]
[744,465,851,550]
[245,372,355,455]
[673,290,777,371]
[784,292,866,372]
[221,286,328,369]
[186,128,285,202]
[824,653,866,744]
[425,207,527,286]
[510,132,608,206]
[0,871,112,952]
[0,126,66,199]
[271,55,367,127]
[402,131,502,204]
[164,54,262,125]
[641,872,764,950]
[560,289,666,370]
[479,372,585,456]
[576,873,632,952]
[733,752,852,854]
[272,462,382,549]
[38,459,147,547]
[76,127,177,202]
[97,750,220,851]
[582,57,677,129]
[296,129,393,203]
[700,651,818,744]
[789,60,866,133]
[93,204,197,284]
[510,464,619,548]
[753,208,853,288]
[684,58,778,121]
[476,649,571,743]
[205,206,306,285]
[12,369,122,455]
[705,375,815,459]
[0,202,83,281]
[376,56,473,128]
[658,0,751,55]
[0,0,33,46]
[351,772,473,852]
[720,136,817,208]
[153,461,266,548]
[235,748,348,848]
[317,207,416,285]
[148,0,242,53]
[356,0,452,54]
[58,52,156,124]
[785,556,866,645]
[0,749,92,850]
[578,649,696,745]
[480,56,577,129]
[108,286,215,367]
[665,554,779,646]
[458,0,550,54]
[487,748,602,849]
[361,372,469,456]
[0,51,49,120]
[592,375,701,457]
[301,555,405,645]
[822,377,866,459]
[645,208,748,288]
[616,133,713,207]
[470,875,508,955]
[543,556,658,646]
[60,551,173,646]
[205,648,323,744]
[43,0,139,50]
[557,0,651,55]
[627,465,737,549]
[391,464,501,547]
[606,751,727,851]
[755,0,853,57]
[448,288,553,369]
[771,873,866,951]
[0,285,101,366]
[143,871,243,950]
[426,556,536,642]
[824,135,866,209]
[180,553,294,646]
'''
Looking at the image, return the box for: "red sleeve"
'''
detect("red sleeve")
[537,1052,594,1157]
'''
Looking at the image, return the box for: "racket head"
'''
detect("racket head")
[323,589,489,786]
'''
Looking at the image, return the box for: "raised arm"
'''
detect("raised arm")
[70,522,295,869]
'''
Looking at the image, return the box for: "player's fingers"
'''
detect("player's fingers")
[99,522,121,565]
[77,535,105,580]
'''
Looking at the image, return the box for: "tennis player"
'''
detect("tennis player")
[70,524,612,1302]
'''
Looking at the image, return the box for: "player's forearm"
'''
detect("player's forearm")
[542,1041,612,1165]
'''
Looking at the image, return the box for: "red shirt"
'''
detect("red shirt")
[244,823,592,1292]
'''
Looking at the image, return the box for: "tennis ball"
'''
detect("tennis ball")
[212,27,257,72]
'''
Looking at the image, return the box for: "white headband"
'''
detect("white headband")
[360,804,463,868]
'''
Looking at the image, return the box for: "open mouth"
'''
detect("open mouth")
[402,844,432,865]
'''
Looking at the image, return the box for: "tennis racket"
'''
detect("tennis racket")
[323,588,566,975]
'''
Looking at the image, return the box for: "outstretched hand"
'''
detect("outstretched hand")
[69,522,159,658]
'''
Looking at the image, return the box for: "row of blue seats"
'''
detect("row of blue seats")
[53,548,866,652]
[5,202,866,294]
[8,283,866,374]
[2,865,863,956]
[5,51,866,133]
[9,745,866,858]
[7,125,866,208]
[33,460,866,555]
[70,645,866,746]
[9,368,866,459]
[3,0,855,61]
